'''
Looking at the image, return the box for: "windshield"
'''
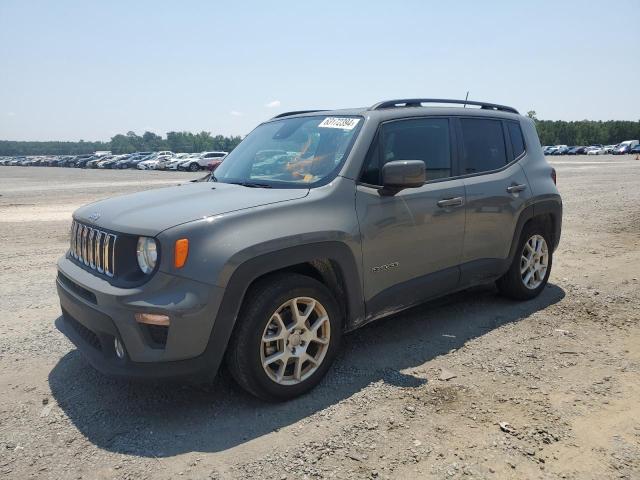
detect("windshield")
[212,115,362,187]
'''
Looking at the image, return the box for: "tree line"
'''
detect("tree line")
[527,112,640,146]
[0,131,243,156]
[2,118,640,156]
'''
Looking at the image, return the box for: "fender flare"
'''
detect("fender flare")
[197,241,365,378]
[507,197,563,263]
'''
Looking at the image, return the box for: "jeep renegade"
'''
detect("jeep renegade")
[56,98,562,401]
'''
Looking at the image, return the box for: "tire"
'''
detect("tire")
[496,221,553,300]
[189,162,199,172]
[225,273,342,401]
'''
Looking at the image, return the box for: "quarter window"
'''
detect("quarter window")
[459,118,507,174]
[361,118,452,185]
[507,121,526,159]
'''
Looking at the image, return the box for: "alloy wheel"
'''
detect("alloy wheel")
[520,234,549,289]
[260,297,331,385]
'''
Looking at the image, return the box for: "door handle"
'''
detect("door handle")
[437,197,464,208]
[507,184,527,193]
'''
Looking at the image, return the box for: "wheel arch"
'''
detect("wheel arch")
[508,197,562,263]
[198,241,365,379]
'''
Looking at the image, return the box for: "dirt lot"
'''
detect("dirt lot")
[0,157,639,480]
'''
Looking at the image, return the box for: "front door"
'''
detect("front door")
[356,117,465,320]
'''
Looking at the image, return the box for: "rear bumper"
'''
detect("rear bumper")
[55,255,227,380]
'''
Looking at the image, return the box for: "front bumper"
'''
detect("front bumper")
[56,255,225,379]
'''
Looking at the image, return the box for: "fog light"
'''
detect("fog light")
[114,338,125,359]
[135,312,170,326]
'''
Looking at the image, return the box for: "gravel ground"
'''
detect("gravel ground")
[0,157,639,480]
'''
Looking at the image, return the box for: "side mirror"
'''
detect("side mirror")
[380,160,426,196]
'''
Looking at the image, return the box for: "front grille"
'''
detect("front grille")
[58,272,97,304]
[70,221,117,277]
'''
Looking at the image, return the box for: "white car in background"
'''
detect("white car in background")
[166,153,200,170]
[586,146,605,155]
[603,145,617,154]
[154,153,189,170]
[179,151,228,172]
[137,154,161,170]
[136,151,175,170]
[152,154,176,170]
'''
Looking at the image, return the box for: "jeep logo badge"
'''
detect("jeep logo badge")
[88,212,101,223]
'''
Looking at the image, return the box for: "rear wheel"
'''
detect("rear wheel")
[226,274,342,401]
[189,162,199,172]
[497,221,553,300]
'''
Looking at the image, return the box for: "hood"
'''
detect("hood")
[73,182,309,236]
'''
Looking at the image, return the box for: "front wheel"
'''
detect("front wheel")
[225,273,342,401]
[497,222,553,300]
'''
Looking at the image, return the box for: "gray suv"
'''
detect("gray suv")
[56,98,562,401]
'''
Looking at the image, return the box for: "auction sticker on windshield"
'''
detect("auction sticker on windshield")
[318,117,360,130]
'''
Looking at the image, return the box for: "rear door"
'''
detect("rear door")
[456,116,532,285]
[356,117,466,318]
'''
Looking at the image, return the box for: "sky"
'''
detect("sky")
[1,0,638,142]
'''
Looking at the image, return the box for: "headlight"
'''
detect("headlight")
[136,237,158,274]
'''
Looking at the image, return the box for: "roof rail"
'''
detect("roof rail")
[369,98,519,114]
[271,110,328,119]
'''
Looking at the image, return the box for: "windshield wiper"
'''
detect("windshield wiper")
[227,181,273,188]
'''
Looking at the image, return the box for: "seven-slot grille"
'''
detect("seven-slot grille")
[69,221,117,277]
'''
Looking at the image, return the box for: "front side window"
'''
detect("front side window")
[360,118,451,185]
[212,115,362,188]
[459,118,507,174]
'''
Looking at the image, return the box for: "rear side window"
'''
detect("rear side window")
[459,118,507,174]
[361,118,451,185]
[507,121,526,159]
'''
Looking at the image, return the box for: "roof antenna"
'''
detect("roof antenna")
[464,91,469,108]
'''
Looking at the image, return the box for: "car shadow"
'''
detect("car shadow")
[49,283,565,457]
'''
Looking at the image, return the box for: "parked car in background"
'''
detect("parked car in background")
[178,151,228,171]
[574,146,589,155]
[587,146,605,155]
[136,153,160,170]
[137,158,159,170]
[73,154,94,166]
[207,159,224,171]
[86,156,109,168]
[114,152,152,169]
[57,156,73,167]
[153,154,176,170]
[566,146,581,155]
[552,145,569,155]
[629,145,640,154]
[74,155,98,168]
[166,153,198,170]
[603,145,617,154]
[99,154,129,168]
[613,140,639,155]
[124,152,155,169]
